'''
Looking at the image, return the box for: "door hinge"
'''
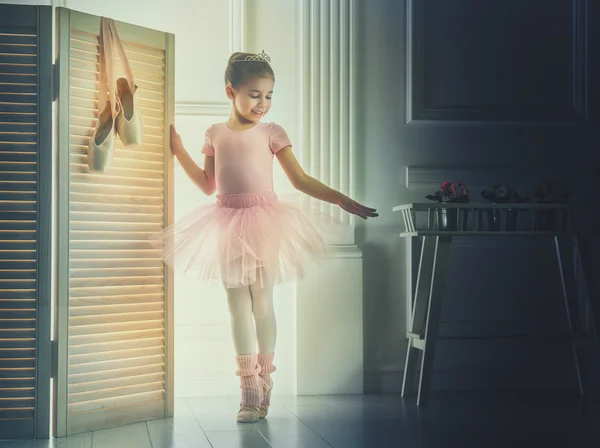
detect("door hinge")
[52,63,58,102]
[50,340,57,379]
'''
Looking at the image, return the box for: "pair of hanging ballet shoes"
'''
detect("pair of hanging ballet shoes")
[88,78,143,173]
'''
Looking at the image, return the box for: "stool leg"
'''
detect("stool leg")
[555,236,584,395]
[401,338,419,397]
[402,236,437,397]
[417,236,452,406]
[411,237,438,335]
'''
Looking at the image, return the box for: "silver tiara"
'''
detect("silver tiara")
[239,50,271,63]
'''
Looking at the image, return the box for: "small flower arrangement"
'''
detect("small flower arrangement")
[533,180,570,203]
[426,180,470,203]
[481,183,529,203]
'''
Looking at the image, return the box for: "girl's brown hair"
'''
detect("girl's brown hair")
[224,52,275,89]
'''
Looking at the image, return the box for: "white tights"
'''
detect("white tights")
[225,275,277,356]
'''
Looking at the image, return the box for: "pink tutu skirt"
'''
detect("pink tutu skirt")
[149,191,341,288]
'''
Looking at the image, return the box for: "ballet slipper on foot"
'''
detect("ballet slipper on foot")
[257,353,276,419]
[237,405,261,423]
[259,381,272,419]
[235,354,264,423]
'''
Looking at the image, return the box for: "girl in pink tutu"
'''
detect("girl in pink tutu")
[151,51,377,423]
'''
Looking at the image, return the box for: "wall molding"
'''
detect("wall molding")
[405,0,589,124]
[229,0,246,53]
[299,0,356,244]
[173,0,245,117]
[174,102,230,116]
[328,244,362,258]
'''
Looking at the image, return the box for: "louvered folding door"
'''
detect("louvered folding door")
[55,8,174,436]
[0,4,52,440]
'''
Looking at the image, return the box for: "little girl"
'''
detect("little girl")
[152,51,378,423]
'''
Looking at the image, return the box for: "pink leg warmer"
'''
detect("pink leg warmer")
[236,354,264,407]
[257,353,276,405]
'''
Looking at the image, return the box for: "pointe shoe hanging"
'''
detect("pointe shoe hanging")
[88,101,117,172]
[116,77,143,146]
[110,19,144,146]
[88,17,118,173]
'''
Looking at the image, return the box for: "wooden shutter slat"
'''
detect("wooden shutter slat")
[71,182,163,196]
[69,303,163,317]
[0,330,35,339]
[68,391,163,414]
[70,250,162,261]
[0,75,37,86]
[0,299,35,308]
[69,56,165,78]
[70,174,163,190]
[0,152,37,163]
[0,84,37,95]
[70,44,165,69]
[70,164,164,180]
[68,321,164,337]
[0,271,36,281]
[0,43,37,55]
[0,244,36,253]
[69,152,164,171]
[70,191,164,207]
[0,93,37,105]
[70,30,165,56]
[68,381,163,405]
[0,111,36,123]
[70,86,164,105]
[0,380,35,391]
[0,290,35,300]
[70,214,163,227]
[69,278,163,290]
[0,203,36,212]
[0,55,37,66]
[0,339,36,349]
[70,242,161,252]
[0,32,36,45]
[70,346,164,364]
[67,368,164,389]
[0,386,35,397]
[70,294,164,306]
[69,328,163,346]
[0,103,37,114]
[69,81,165,101]
[70,222,163,234]
[68,365,164,386]
[68,337,164,356]
[0,64,37,75]
[0,212,36,222]
[68,354,164,376]
[69,156,164,172]
[70,268,164,278]
[0,130,37,145]
[0,263,36,272]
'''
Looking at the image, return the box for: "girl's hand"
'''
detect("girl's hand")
[338,196,378,220]
[170,125,184,157]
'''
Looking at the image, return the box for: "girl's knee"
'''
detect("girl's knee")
[250,290,274,320]
[226,288,252,318]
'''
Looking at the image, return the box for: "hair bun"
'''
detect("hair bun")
[228,52,245,64]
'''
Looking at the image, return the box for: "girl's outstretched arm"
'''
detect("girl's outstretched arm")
[276,146,378,220]
[170,125,216,195]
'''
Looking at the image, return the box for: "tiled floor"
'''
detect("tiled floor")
[1,392,598,448]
